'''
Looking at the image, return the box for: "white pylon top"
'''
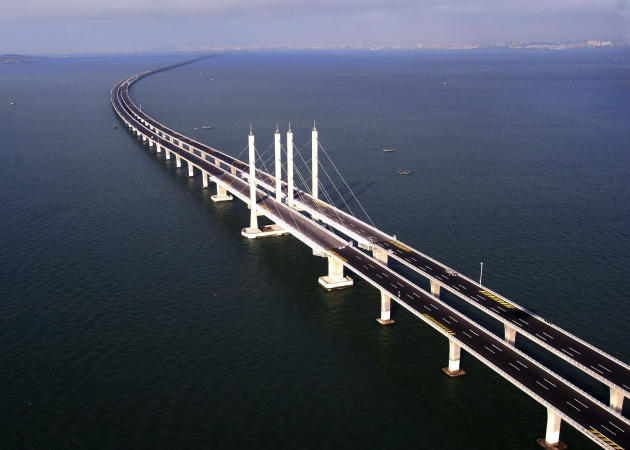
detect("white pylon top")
[313,120,317,131]
[249,123,253,136]
[275,122,279,133]
[288,121,292,132]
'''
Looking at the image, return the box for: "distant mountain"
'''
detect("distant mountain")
[0,54,36,64]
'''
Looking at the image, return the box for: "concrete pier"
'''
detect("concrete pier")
[430,279,441,297]
[202,171,209,189]
[505,324,517,345]
[211,184,233,203]
[156,142,162,153]
[188,161,194,177]
[376,291,394,325]
[318,255,353,290]
[148,138,154,148]
[610,387,625,412]
[537,409,567,449]
[176,155,181,168]
[165,150,171,160]
[442,339,466,377]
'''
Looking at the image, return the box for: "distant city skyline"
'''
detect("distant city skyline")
[1,0,629,54]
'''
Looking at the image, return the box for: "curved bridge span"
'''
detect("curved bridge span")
[111,58,629,449]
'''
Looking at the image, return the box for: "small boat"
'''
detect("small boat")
[9,101,16,105]
[201,125,212,130]
[112,124,117,129]
[193,127,198,130]
[383,148,394,153]
[398,170,412,175]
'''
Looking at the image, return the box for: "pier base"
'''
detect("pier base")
[211,184,233,202]
[376,291,395,325]
[241,224,289,239]
[442,339,466,377]
[536,439,567,449]
[318,255,353,290]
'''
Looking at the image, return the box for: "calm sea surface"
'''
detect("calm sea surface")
[1,50,629,449]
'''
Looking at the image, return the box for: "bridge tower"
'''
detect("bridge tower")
[312,122,318,200]
[287,124,294,208]
[275,124,282,201]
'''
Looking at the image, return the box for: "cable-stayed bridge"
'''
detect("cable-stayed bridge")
[111,59,629,449]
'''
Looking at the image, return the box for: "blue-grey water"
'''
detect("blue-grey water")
[1,50,629,449]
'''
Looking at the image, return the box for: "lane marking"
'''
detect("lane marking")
[568,347,582,355]
[566,401,580,412]
[542,332,555,340]
[508,362,521,371]
[543,378,556,387]
[516,360,528,368]
[597,363,612,373]
[535,380,549,390]
[574,398,588,408]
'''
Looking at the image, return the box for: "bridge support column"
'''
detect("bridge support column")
[142,134,147,142]
[376,291,394,325]
[610,387,625,412]
[214,157,221,167]
[211,183,233,203]
[231,167,237,176]
[442,339,466,377]
[156,142,161,153]
[430,279,441,297]
[537,408,566,449]
[148,138,154,148]
[504,324,517,345]
[372,248,388,265]
[176,155,181,168]
[318,255,353,290]
[188,161,194,177]
[202,171,208,189]
[165,150,171,160]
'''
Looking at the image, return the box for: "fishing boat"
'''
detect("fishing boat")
[383,148,394,152]
[201,125,213,130]
[398,170,412,175]
[9,100,16,105]
[112,124,117,129]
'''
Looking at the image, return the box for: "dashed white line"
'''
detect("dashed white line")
[484,346,495,354]
[566,401,580,412]
[574,399,589,409]
[609,422,623,432]
[468,329,479,337]
[542,332,554,340]
[561,348,574,357]
[543,378,556,387]
[597,363,611,373]
[600,424,616,436]
[516,360,528,368]
[590,365,604,375]
[568,347,581,355]
[491,344,503,352]
[535,380,549,390]
[508,362,521,371]
[462,331,473,339]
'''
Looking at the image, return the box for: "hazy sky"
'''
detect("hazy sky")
[1,0,629,54]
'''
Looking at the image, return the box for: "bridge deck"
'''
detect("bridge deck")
[118,76,630,399]
[111,68,629,449]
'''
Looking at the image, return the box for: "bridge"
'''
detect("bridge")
[111,58,629,449]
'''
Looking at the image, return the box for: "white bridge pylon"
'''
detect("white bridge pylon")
[241,125,288,239]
